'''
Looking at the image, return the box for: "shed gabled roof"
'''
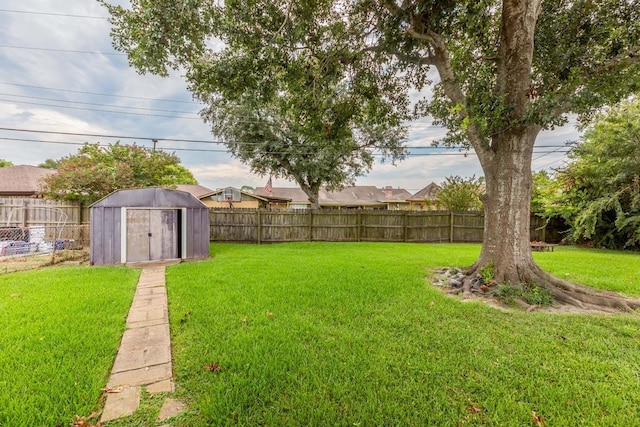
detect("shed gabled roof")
[0,165,56,196]
[91,187,207,208]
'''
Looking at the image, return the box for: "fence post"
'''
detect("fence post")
[449,211,454,243]
[77,202,83,225]
[403,211,408,242]
[22,200,29,227]
[257,209,262,244]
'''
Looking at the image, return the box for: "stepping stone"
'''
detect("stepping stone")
[157,398,187,422]
[101,386,140,423]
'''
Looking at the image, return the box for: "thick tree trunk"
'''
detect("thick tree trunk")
[475,128,537,283]
[460,128,640,312]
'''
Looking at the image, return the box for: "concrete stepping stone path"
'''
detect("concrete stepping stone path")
[101,262,186,423]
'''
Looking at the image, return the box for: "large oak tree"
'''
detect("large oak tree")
[102,0,409,209]
[367,0,640,310]
[103,0,640,309]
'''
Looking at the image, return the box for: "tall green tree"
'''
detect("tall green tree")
[102,0,408,209]
[0,159,13,168]
[366,0,640,309]
[42,143,197,204]
[552,99,640,249]
[103,0,640,309]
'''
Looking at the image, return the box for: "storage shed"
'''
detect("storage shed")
[90,188,210,266]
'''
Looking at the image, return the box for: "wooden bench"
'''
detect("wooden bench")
[530,242,558,252]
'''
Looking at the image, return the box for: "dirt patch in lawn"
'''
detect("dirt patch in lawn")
[0,250,90,275]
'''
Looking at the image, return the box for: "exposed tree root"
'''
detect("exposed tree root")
[441,262,640,314]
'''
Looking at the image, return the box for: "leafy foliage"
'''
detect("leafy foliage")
[102,0,409,208]
[37,158,61,169]
[433,175,484,211]
[42,143,197,204]
[0,159,13,168]
[539,99,640,249]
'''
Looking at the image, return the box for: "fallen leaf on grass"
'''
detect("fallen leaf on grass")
[180,311,192,324]
[72,414,101,427]
[267,312,274,318]
[468,403,482,414]
[204,362,221,373]
[10,293,20,297]
[532,410,545,427]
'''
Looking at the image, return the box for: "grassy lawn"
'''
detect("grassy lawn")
[0,266,139,426]
[162,243,640,426]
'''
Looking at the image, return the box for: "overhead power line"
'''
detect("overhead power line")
[0,81,197,105]
[0,134,570,157]
[0,8,109,20]
[0,98,202,119]
[0,126,215,144]
[0,127,573,151]
[0,44,125,56]
[0,92,200,115]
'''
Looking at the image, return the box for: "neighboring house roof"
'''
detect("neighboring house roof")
[319,186,386,207]
[255,185,413,207]
[174,184,216,199]
[0,165,56,196]
[207,187,270,202]
[382,187,413,202]
[408,182,442,201]
[254,187,307,203]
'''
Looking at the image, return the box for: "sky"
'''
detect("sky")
[0,1,578,194]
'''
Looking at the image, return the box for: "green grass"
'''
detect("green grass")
[0,266,139,427]
[163,243,640,426]
[533,246,640,296]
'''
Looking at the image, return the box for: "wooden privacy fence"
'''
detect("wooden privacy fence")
[210,209,555,244]
[0,198,89,226]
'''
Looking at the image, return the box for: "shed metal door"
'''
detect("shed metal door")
[126,209,178,262]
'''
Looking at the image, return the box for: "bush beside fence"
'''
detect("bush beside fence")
[210,209,557,244]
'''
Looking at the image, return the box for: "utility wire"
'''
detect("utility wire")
[0,99,202,119]
[0,92,200,115]
[0,135,570,156]
[0,81,197,104]
[0,44,125,56]
[0,8,109,20]
[0,127,573,150]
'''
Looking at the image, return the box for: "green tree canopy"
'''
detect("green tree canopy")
[42,143,197,204]
[102,0,409,208]
[434,176,484,211]
[0,159,13,168]
[547,99,640,249]
[38,158,61,170]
